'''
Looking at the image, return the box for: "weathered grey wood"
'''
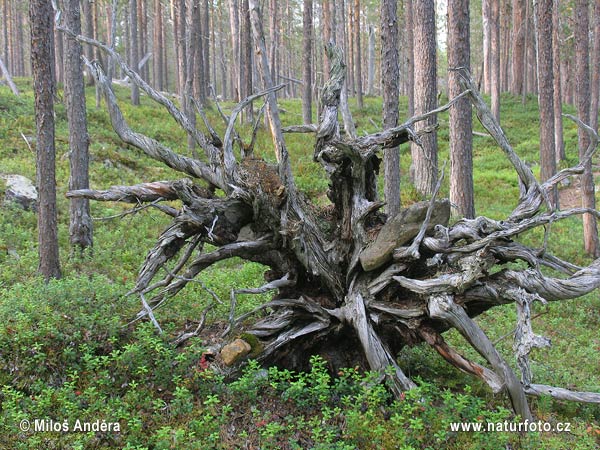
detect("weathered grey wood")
[525,384,600,403]
[0,56,19,96]
[343,279,416,395]
[428,293,533,421]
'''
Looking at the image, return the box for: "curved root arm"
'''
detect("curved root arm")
[428,294,533,421]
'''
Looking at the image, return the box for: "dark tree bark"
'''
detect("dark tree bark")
[412,0,437,196]
[302,0,313,124]
[381,0,401,216]
[30,0,61,280]
[64,0,93,251]
[574,0,600,257]
[534,0,558,207]
[448,0,474,219]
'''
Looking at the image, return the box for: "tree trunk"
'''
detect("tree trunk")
[574,0,600,257]
[201,0,210,101]
[406,0,414,116]
[511,0,525,95]
[412,0,437,196]
[82,0,95,86]
[381,0,400,216]
[590,0,600,133]
[64,0,93,251]
[240,0,253,122]
[552,0,565,162]
[193,0,205,103]
[335,0,357,137]
[353,0,363,109]
[2,0,8,71]
[534,0,557,207]
[30,0,61,280]
[302,0,313,124]
[366,24,375,96]
[322,0,332,77]
[482,0,490,93]
[490,0,500,122]
[448,0,474,219]
[130,0,140,105]
[153,0,164,91]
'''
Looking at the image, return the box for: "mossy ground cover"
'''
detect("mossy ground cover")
[0,79,598,448]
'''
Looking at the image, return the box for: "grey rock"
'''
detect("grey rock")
[360,199,450,271]
[1,174,38,211]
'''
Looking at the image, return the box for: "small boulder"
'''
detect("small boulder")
[360,199,450,271]
[220,338,252,366]
[1,174,38,211]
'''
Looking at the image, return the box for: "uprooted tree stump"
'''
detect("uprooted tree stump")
[63,7,600,422]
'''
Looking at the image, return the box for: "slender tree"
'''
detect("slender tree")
[240,0,253,121]
[153,0,164,90]
[511,0,526,95]
[366,24,375,95]
[590,0,600,132]
[552,0,565,162]
[302,0,313,124]
[406,0,414,116]
[448,0,474,218]
[353,0,363,108]
[30,0,61,279]
[129,0,140,105]
[381,0,401,216]
[534,0,557,207]
[412,0,437,196]
[64,0,93,251]
[574,0,600,256]
[490,0,500,121]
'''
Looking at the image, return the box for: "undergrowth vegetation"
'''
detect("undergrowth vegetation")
[0,78,599,448]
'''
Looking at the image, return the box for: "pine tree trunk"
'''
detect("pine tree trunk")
[64,0,93,251]
[412,0,437,196]
[381,0,400,216]
[552,0,565,162]
[153,0,164,91]
[130,0,140,105]
[574,0,600,257]
[511,0,525,95]
[490,0,500,122]
[302,0,313,124]
[354,0,363,108]
[30,0,61,280]
[448,0,474,219]
[366,25,375,96]
[534,0,557,207]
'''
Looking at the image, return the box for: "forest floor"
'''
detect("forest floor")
[0,79,599,449]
